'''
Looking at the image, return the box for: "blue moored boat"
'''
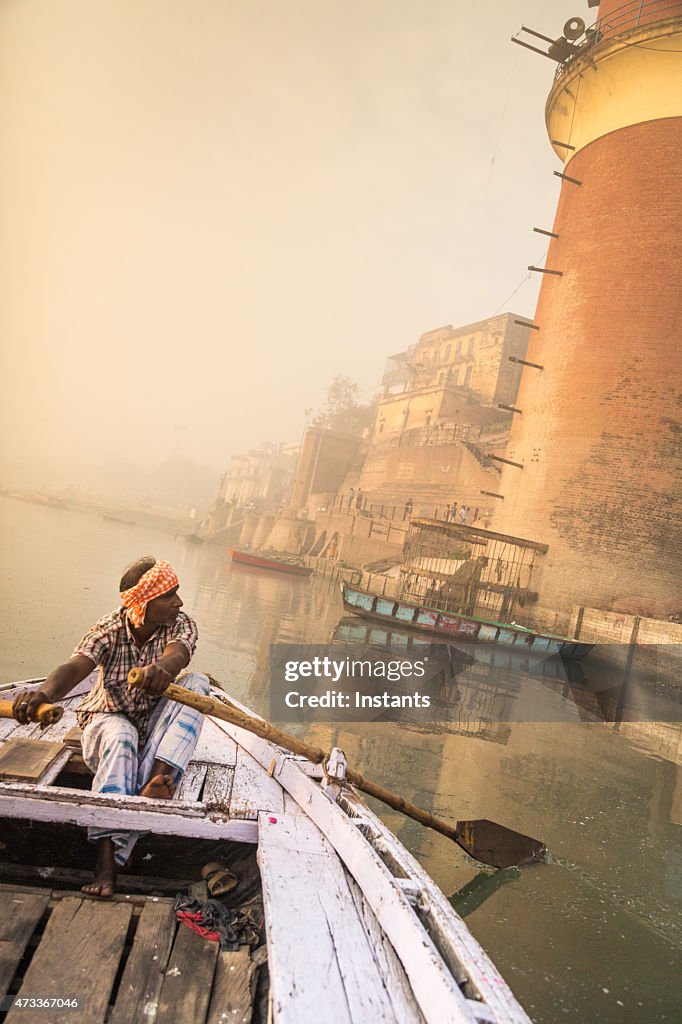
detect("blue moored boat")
[340,581,593,660]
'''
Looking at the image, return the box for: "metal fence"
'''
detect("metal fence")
[399,518,548,623]
[327,494,482,525]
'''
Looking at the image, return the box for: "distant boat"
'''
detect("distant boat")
[340,581,593,660]
[102,513,136,526]
[229,548,314,577]
[11,493,67,509]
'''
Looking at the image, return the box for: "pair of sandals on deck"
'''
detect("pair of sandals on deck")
[202,861,239,898]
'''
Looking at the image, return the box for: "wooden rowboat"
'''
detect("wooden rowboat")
[0,674,532,1024]
[341,581,593,661]
[229,549,314,577]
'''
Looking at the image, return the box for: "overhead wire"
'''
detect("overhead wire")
[492,249,548,316]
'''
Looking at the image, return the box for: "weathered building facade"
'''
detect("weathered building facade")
[376,313,531,436]
[219,443,295,508]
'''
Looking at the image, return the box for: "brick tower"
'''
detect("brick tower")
[493,1,682,630]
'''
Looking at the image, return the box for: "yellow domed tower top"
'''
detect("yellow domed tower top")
[547,1,682,163]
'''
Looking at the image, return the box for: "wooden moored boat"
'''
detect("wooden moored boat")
[229,549,314,577]
[341,581,593,661]
[0,674,532,1024]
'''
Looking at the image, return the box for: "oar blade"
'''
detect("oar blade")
[456,819,545,869]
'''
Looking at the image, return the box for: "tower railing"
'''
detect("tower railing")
[595,0,682,39]
[554,0,682,81]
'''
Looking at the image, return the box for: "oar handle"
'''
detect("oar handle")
[344,767,459,842]
[0,699,64,726]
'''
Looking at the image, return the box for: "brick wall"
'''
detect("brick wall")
[492,119,682,629]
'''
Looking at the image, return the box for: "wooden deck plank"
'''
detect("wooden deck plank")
[5,897,132,1024]
[192,718,239,765]
[206,946,257,1024]
[157,919,219,1024]
[229,747,284,820]
[0,718,21,742]
[0,891,50,995]
[0,740,65,782]
[258,800,406,1024]
[109,900,177,1024]
[177,762,209,802]
[202,764,235,810]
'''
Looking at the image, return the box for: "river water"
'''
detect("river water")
[1,496,680,1023]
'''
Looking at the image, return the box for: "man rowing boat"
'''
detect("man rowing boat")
[12,556,209,897]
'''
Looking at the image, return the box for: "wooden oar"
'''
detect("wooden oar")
[0,699,64,727]
[129,669,545,869]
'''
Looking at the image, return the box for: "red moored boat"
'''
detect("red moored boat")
[228,548,314,577]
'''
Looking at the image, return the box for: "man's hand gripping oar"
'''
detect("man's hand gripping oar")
[1,693,64,728]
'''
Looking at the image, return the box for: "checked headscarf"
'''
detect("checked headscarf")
[120,560,179,627]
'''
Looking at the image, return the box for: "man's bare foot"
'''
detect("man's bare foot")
[139,773,175,800]
[81,872,116,898]
[82,838,116,898]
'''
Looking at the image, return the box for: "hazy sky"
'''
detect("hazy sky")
[1,0,584,490]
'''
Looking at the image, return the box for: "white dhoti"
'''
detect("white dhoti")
[81,671,209,866]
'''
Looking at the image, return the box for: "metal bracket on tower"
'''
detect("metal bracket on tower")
[498,404,523,415]
[511,21,586,64]
[514,318,540,330]
[533,227,559,239]
[481,490,505,499]
[528,265,563,276]
[488,454,524,470]
[554,170,582,186]
[509,355,544,370]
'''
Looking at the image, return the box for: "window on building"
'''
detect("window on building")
[455,340,462,357]
[444,343,451,360]
[468,337,475,355]
[464,365,473,387]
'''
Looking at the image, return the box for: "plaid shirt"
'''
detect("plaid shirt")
[74,607,198,740]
